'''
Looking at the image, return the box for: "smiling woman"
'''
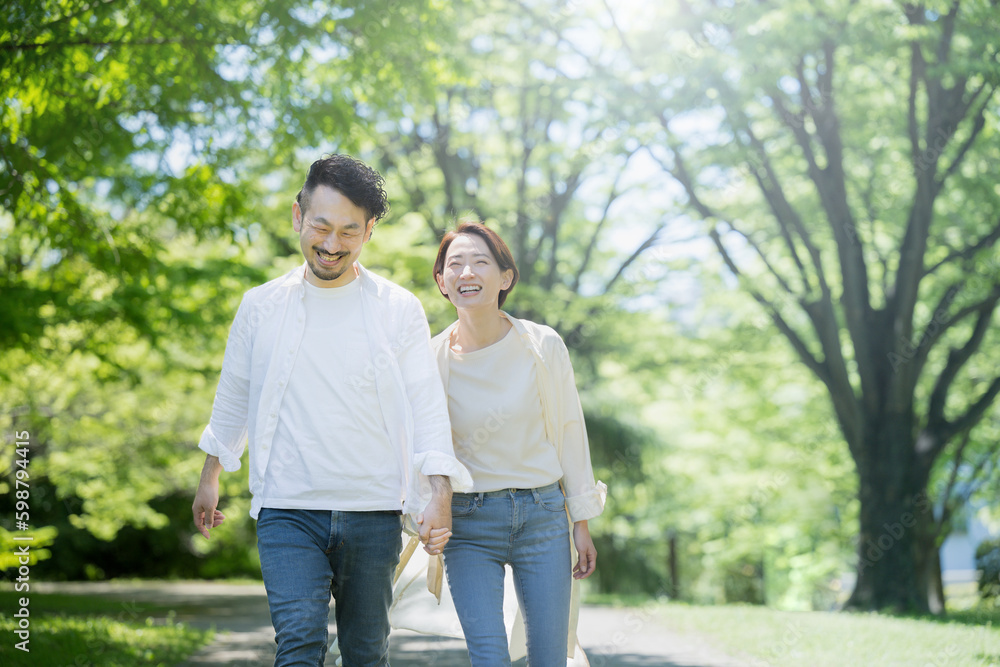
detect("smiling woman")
[433,221,520,313]
[427,220,607,666]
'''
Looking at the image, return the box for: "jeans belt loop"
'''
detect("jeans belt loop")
[531,487,541,503]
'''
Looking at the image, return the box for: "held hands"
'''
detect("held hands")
[572,520,597,580]
[417,475,453,555]
[417,521,452,555]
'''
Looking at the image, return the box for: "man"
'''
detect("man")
[192,154,472,667]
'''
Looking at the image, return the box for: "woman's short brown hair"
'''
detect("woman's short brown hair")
[433,221,520,308]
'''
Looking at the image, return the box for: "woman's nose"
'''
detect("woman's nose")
[459,264,474,278]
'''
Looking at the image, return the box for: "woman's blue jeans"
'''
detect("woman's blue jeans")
[256,508,402,667]
[443,482,572,667]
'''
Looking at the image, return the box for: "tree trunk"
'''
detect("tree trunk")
[845,418,934,613]
[916,511,946,614]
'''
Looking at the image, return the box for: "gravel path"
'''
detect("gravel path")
[36,581,750,666]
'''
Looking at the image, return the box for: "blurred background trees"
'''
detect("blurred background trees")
[2,0,998,614]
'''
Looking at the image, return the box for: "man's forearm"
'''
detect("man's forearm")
[428,474,452,500]
[200,454,223,484]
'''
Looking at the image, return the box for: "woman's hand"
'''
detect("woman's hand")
[572,520,597,579]
[418,475,454,555]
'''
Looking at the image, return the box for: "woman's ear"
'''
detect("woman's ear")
[435,271,450,298]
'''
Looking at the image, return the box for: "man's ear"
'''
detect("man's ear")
[364,218,375,242]
[293,201,304,233]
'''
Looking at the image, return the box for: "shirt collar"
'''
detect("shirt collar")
[286,261,369,298]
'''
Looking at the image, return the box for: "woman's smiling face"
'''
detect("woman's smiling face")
[436,233,513,311]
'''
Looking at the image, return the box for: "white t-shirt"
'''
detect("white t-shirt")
[262,278,402,511]
[447,329,562,492]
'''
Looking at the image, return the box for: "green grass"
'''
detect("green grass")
[622,600,1000,666]
[0,590,213,666]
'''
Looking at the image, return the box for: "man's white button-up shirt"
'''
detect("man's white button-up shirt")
[199,262,473,520]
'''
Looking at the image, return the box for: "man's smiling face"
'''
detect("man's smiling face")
[293,185,373,288]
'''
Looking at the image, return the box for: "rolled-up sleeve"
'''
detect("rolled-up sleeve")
[397,296,474,492]
[198,297,251,472]
[552,338,607,522]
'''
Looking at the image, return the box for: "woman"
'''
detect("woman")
[431,221,607,666]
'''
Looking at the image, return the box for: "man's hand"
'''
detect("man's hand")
[572,520,597,580]
[192,455,226,539]
[416,475,452,555]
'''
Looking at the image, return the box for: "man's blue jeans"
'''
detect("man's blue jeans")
[256,508,402,667]
[443,483,572,667]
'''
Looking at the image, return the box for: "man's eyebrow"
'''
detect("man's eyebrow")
[311,217,362,229]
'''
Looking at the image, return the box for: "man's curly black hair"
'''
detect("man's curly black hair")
[296,154,389,223]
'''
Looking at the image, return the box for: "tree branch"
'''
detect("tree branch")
[541,164,584,291]
[604,222,664,293]
[729,102,817,295]
[766,46,878,409]
[0,37,230,52]
[933,427,974,536]
[708,224,864,453]
[927,293,1000,434]
[937,83,996,189]
[17,0,121,42]
[572,160,634,293]
[941,375,1000,447]
[650,123,862,445]
[906,36,924,167]
[925,215,1000,277]
[911,281,964,378]
[431,97,458,218]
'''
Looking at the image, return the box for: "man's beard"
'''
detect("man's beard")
[307,250,350,282]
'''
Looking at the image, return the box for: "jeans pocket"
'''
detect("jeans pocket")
[452,495,479,517]
[538,488,566,513]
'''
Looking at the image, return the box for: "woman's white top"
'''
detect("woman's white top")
[446,328,563,492]
[432,313,606,523]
